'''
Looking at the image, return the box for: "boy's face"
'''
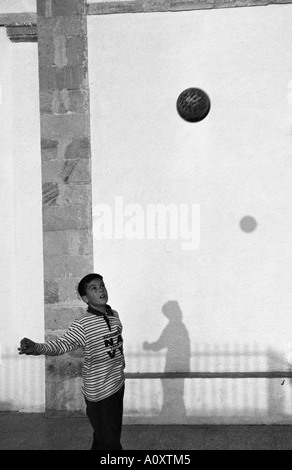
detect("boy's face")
[82,278,108,309]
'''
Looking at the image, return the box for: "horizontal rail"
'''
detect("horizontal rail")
[125,371,292,378]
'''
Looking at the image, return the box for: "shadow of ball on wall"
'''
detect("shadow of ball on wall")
[176,88,211,123]
[240,216,257,233]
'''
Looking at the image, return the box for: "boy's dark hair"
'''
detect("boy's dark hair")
[78,273,103,298]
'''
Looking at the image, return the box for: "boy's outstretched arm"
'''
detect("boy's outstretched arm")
[143,328,168,352]
[18,320,85,356]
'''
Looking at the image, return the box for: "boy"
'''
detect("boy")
[18,273,125,450]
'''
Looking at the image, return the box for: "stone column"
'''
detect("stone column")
[37,0,93,415]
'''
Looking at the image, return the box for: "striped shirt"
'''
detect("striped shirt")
[35,305,125,402]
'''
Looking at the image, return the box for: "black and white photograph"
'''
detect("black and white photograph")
[1,0,292,457]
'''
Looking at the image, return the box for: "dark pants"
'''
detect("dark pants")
[85,384,124,450]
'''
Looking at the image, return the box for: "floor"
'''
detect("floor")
[1,412,292,450]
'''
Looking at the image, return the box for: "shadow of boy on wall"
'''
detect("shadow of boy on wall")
[143,300,190,421]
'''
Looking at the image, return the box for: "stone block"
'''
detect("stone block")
[38,66,54,91]
[41,159,91,184]
[61,183,92,205]
[41,137,59,160]
[43,182,59,205]
[37,0,86,18]
[52,89,68,114]
[67,89,89,113]
[44,279,60,304]
[53,15,87,37]
[45,355,84,412]
[40,113,89,139]
[53,33,68,68]
[39,64,87,91]
[88,1,144,15]
[52,89,67,114]
[214,0,267,6]
[62,159,91,184]
[37,16,87,67]
[77,229,93,255]
[169,0,215,10]
[37,15,86,39]
[41,138,59,149]
[46,356,83,379]
[41,89,88,115]
[45,374,85,415]
[42,182,92,206]
[66,35,87,66]
[45,304,85,330]
[43,203,92,231]
[43,254,93,279]
[46,354,83,384]
[64,137,90,160]
[43,229,93,256]
[51,89,88,114]
[37,23,55,66]
[40,90,53,114]
[57,277,86,303]
[42,147,58,161]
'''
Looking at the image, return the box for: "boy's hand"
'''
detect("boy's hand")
[143,341,151,351]
[18,338,38,355]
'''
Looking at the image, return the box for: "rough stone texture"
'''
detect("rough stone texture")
[44,279,60,304]
[39,65,87,91]
[40,114,89,139]
[42,182,59,205]
[43,254,93,279]
[41,158,91,184]
[45,305,86,330]
[37,0,93,413]
[64,137,91,160]
[61,183,92,205]
[40,89,89,114]
[6,25,37,42]
[42,183,92,206]
[87,0,292,15]
[38,0,86,17]
[43,229,93,256]
[0,13,37,27]
[41,138,59,160]
[66,36,87,65]
[46,354,84,378]
[43,204,92,231]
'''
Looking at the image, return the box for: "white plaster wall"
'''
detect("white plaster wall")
[88,5,292,423]
[0,29,45,412]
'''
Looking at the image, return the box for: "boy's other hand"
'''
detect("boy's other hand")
[18,338,37,355]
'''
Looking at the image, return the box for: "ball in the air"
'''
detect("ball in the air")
[176,88,211,123]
